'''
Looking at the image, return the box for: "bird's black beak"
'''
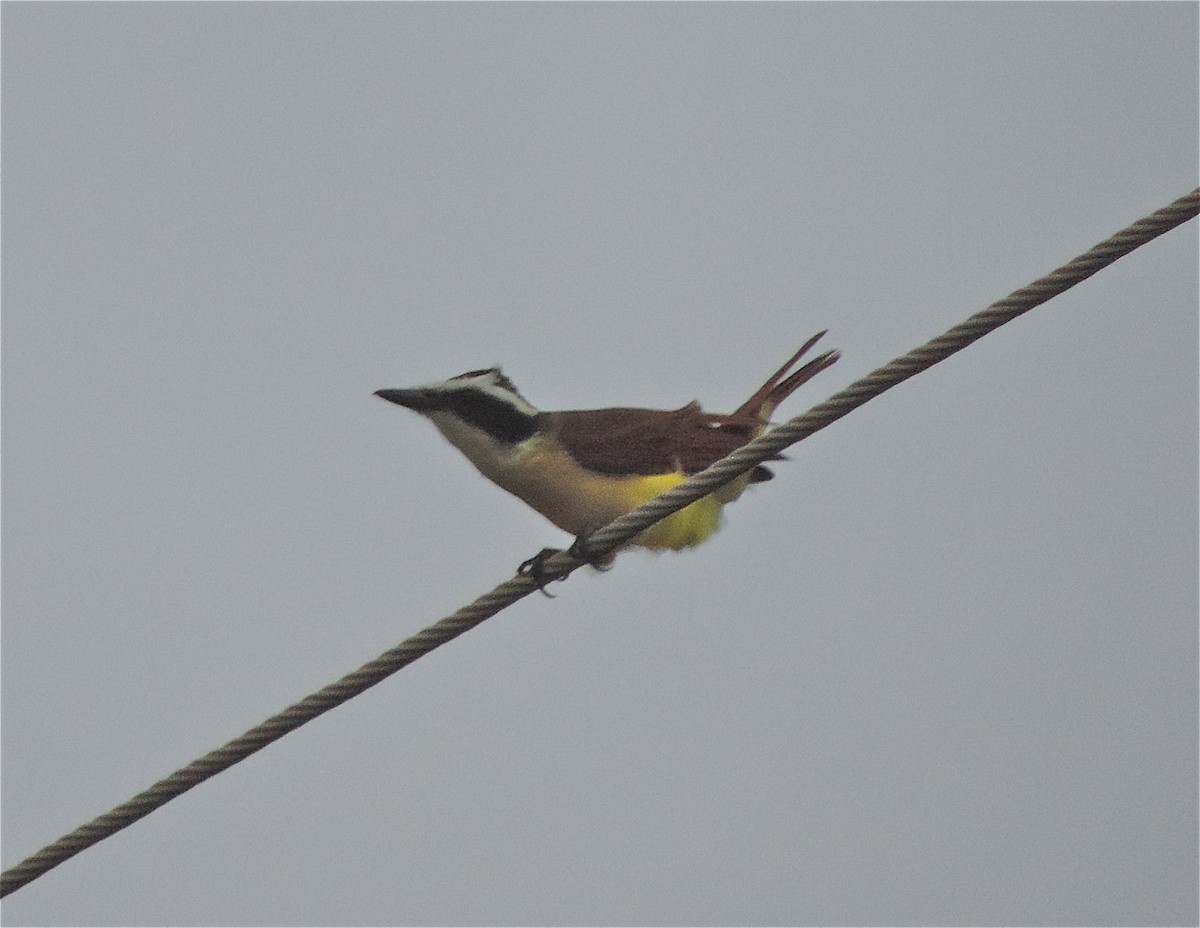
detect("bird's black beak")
[374,388,438,412]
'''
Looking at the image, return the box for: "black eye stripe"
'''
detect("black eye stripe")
[443,391,536,443]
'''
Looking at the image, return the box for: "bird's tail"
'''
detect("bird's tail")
[733,330,840,422]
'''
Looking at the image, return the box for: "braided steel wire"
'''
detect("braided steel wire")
[2,187,1195,898]
[578,187,1200,561]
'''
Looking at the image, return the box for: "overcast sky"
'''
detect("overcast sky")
[3,4,1197,926]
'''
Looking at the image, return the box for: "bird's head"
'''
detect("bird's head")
[375,367,539,449]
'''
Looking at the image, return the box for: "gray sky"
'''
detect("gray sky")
[2,4,1196,926]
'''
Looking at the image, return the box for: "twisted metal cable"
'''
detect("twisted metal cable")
[3,187,1195,898]
[576,187,1200,561]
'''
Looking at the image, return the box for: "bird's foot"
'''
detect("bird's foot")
[516,534,613,596]
[517,547,570,597]
[567,534,614,571]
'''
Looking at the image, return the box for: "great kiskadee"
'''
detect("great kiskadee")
[375,331,838,573]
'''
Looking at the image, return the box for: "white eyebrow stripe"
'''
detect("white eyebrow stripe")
[419,370,539,418]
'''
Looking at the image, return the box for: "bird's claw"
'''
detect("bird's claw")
[516,534,609,596]
[517,547,569,597]
[568,534,612,571]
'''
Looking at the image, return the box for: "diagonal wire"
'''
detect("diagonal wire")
[576,186,1200,564]
[2,187,1196,898]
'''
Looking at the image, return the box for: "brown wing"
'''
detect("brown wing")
[543,334,840,482]
[544,404,771,479]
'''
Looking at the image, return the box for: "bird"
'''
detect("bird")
[375,331,839,587]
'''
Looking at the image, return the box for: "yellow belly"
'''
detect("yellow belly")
[609,471,723,549]
[481,439,749,550]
